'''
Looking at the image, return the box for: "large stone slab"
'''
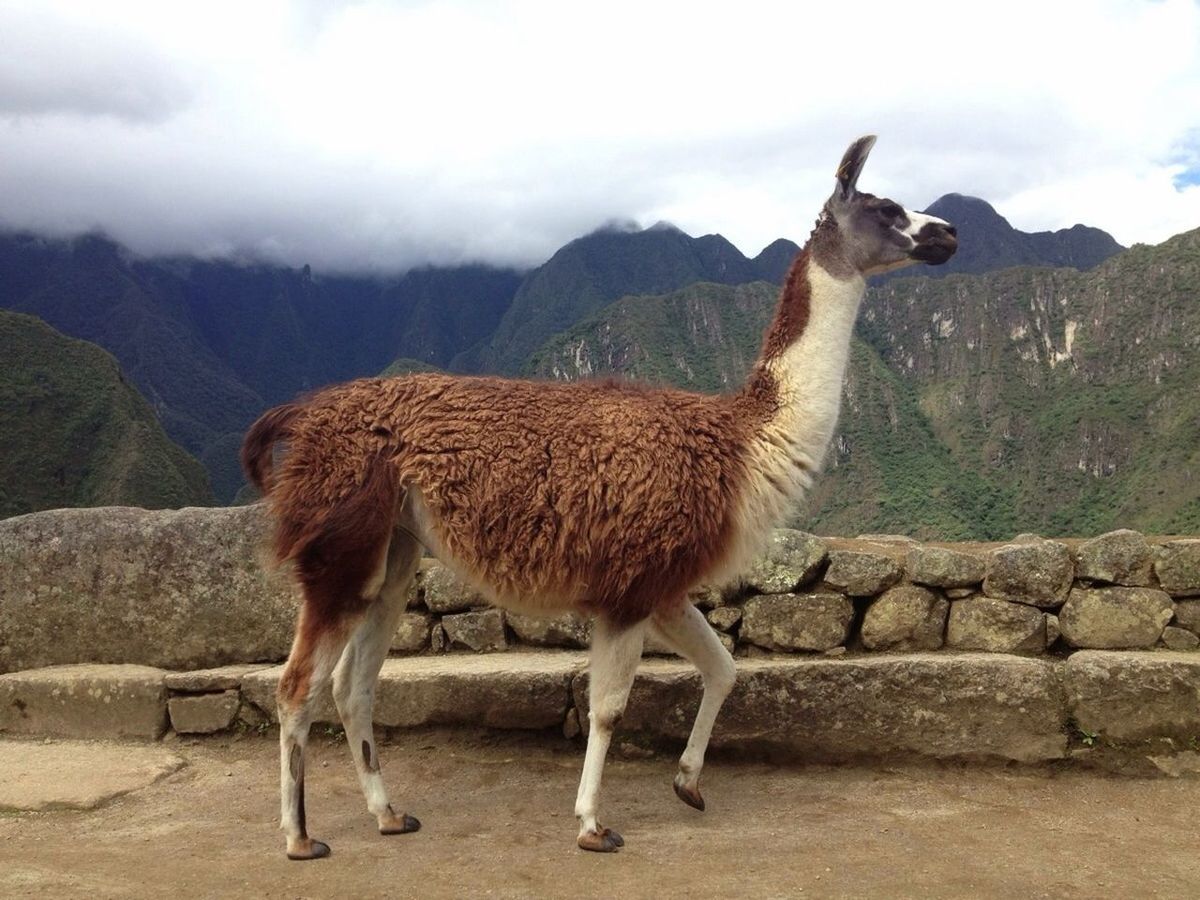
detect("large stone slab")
[1156,540,1200,597]
[1075,530,1155,587]
[442,609,507,652]
[507,611,591,649]
[168,690,240,734]
[983,539,1073,608]
[945,597,1046,654]
[163,664,272,693]
[0,665,168,739]
[822,550,901,597]
[421,563,485,613]
[0,740,184,811]
[1065,651,1200,742]
[1058,586,1174,649]
[861,585,948,651]
[241,653,585,730]
[742,530,827,594]
[0,505,298,673]
[906,546,986,589]
[572,654,1068,763]
[740,593,854,652]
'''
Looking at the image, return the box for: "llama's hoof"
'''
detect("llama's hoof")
[379,810,421,835]
[286,837,331,861]
[577,827,624,853]
[673,772,705,811]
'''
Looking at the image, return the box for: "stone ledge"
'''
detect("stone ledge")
[4,653,1199,767]
[163,664,272,693]
[0,664,168,739]
[1064,651,1200,743]
[240,652,586,730]
[574,653,1069,763]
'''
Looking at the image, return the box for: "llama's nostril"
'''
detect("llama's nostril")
[943,225,957,238]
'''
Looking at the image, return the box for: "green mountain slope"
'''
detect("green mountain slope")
[456,224,785,375]
[526,281,776,390]
[0,231,522,499]
[0,311,213,517]
[861,227,1200,535]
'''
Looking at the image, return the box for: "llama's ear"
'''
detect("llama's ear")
[835,135,877,199]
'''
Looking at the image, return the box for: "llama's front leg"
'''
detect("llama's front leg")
[575,617,646,852]
[651,602,737,811]
[332,531,422,836]
[278,614,352,861]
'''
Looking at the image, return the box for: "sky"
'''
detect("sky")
[1,0,1199,273]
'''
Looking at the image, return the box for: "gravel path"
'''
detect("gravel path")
[1,732,1197,899]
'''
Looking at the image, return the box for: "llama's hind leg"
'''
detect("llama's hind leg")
[333,528,422,837]
[650,601,736,812]
[277,605,357,860]
[575,616,647,853]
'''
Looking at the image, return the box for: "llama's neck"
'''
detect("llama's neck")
[734,242,866,527]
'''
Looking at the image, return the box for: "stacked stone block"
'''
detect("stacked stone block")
[382,531,1198,660]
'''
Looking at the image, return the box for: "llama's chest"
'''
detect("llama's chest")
[709,383,842,589]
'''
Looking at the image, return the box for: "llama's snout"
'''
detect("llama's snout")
[910,220,958,265]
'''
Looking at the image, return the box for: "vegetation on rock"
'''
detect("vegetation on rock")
[0,311,213,516]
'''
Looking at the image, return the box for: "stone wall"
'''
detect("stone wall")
[399,529,1200,660]
[1,507,1198,674]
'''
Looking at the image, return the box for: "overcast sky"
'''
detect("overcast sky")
[1,0,1199,273]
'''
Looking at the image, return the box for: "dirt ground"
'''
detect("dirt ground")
[1,731,1198,900]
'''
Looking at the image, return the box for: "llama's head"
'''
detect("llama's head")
[819,135,958,277]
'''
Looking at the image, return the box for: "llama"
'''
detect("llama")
[241,135,957,859]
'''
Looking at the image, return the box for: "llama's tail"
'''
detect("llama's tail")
[243,400,403,571]
[272,449,400,572]
[240,403,303,496]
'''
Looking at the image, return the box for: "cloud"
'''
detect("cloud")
[0,4,194,122]
[1,0,1198,271]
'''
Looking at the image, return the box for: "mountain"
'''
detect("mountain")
[915,194,1123,277]
[527,227,1200,538]
[752,238,803,284]
[526,281,775,389]
[859,228,1200,536]
[0,196,1125,510]
[0,232,267,499]
[463,196,1119,374]
[0,311,213,518]
[167,258,520,405]
[0,230,522,499]
[453,223,791,374]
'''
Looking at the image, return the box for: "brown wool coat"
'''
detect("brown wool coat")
[246,372,784,627]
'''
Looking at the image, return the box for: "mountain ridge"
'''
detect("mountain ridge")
[0,194,1129,512]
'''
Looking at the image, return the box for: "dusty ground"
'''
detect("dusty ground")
[1,731,1198,899]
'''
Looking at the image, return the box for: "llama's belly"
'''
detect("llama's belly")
[402,487,586,617]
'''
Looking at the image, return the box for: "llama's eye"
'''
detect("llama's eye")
[879,203,903,219]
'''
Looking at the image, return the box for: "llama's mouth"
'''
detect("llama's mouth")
[909,222,958,265]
